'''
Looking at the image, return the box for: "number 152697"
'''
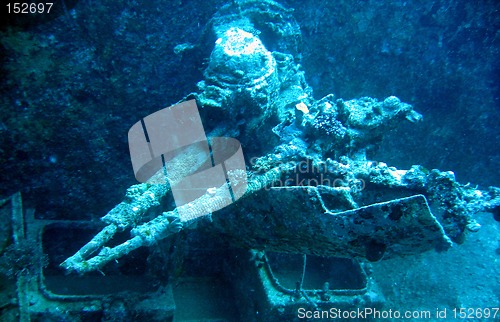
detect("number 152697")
[6,3,53,14]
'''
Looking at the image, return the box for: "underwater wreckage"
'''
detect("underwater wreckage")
[2,0,498,320]
[62,0,499,273]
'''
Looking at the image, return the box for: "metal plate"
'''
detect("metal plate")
[212,186,452,260]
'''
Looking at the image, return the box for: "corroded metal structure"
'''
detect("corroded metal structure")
[61,0,498,275]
